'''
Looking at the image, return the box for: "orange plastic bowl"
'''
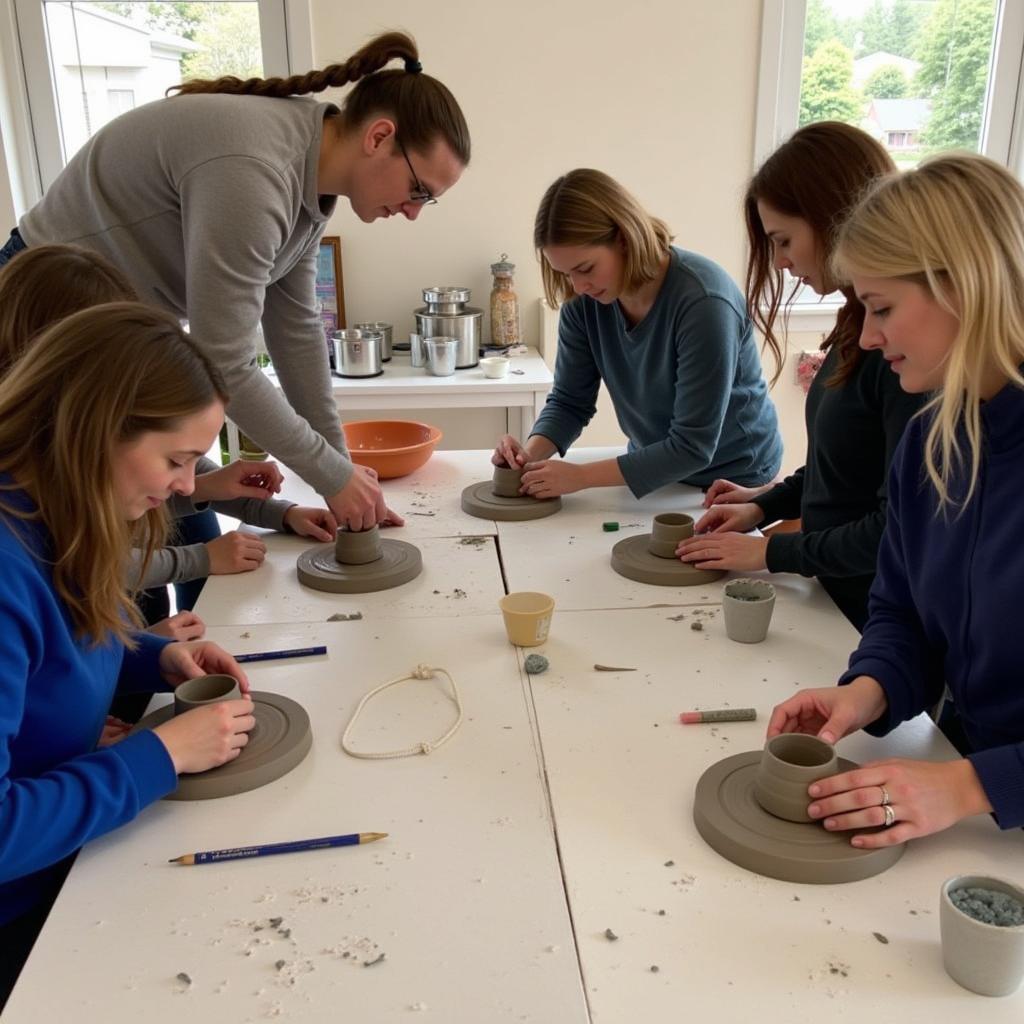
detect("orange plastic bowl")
[342,420,443,479]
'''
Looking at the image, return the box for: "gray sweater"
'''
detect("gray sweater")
[129,457,295,587]
[19,94,352,497]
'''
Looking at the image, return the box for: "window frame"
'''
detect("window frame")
[1,0,313,213]
[755,0,1024,329]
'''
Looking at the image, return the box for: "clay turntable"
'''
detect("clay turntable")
[461,465,561,522]
[297,525,422,594]
[611,513,725,587]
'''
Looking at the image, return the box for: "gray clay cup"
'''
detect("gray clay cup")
[753,733,838,823]
[174,674,241,716]
[723,578,776,643]
[492,465,525,498]
[647,512,694,559]
[941,874,1024,996]
[334,525,383,566]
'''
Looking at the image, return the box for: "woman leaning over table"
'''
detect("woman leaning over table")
[0,304,254,1007]
[0,30,471,532]
[493,169,782,499]
[768,152,1024,847]
[678,123,925,631]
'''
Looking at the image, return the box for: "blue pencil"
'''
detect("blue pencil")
[234,645,327,663]
[169,832,388,865]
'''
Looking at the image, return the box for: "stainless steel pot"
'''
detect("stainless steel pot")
[414,286,481,369]
[331,329,383,378]
[352,321,392,362]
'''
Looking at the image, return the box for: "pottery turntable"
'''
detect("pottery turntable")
[611,513,725,587]
[461,465,561,522]
[297,525,423,594]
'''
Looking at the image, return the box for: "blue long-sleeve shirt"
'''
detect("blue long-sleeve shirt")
[0,488,178,924]
[530,247,782,497]
[839,378,1024,828]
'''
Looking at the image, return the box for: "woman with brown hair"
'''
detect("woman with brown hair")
[494,169,781,499]
[0,30,470,533]
[0,302,254,1004]
[678,123,924,631]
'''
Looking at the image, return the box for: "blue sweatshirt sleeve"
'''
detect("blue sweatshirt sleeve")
[116,630,173,695]
[837,430,946,725]
[528,301,602,453]
[616,296,742,497]
[0,578,177,888]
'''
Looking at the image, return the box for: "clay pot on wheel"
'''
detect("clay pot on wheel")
[753,734,838,823]
[335,526,383,566]
[647,513,694,559]
[492,465,525,498]
[174,674,241,716]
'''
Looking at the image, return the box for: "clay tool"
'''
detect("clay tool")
[234,645,327,663]
[169,831,388,865]
[594,663,636,672]
[680,708,757,724]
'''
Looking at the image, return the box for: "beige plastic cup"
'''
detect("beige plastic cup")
[499,592,554,647]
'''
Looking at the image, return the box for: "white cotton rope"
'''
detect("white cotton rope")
[341,664,464,759]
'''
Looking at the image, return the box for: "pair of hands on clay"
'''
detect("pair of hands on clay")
[677,478,775,571]
[150,641,255,775]
[326,464,404,533]
[491,434,589,499]
[768,676,993,847]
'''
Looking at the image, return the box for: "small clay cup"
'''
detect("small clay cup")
[499,591,555,647]
[174,674,241,716]
[492,465,525,498]
[753,734,838,823]
[335,525,383,566]
[647,513,694,559]
[723,578,776,643]
[941,874,1024,996]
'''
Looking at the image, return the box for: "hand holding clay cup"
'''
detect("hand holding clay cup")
[767,676,889,745]
[152,683,256,775]
[940,874,1024,997]
[499,591,555,647]
[492,464,525,497]
[492,434,527,468]
[753,733,839,823]
[158,640,250,694]
[722,578,776,643]
[693,502,763,536]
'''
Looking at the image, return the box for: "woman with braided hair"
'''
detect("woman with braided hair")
[1,31,470,532]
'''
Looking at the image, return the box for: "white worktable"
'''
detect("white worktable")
[225,348,553,460]
[8,448,1024,1022]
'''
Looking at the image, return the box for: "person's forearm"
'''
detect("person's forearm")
[578,457,625,489]
[525,434,559,460]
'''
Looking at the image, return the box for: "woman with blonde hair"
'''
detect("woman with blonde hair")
[2,30,471,533]
[493,169,781,498]
[0,303,254,1004]
[767,152,1024,847]
[678,123,924,631]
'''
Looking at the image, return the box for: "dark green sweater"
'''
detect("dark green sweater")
[752,344,925,630]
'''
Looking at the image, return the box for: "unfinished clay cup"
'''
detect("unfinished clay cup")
[334,525,383,566]
[492,465,525,498]
[723,578,776,643]
[499,591,555,647]
[174,674,241,716]
[941,874,1024,996]
[753,734,838,823]
[647,513,694,559]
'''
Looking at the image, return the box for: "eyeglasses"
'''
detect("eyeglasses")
[397,138,438,206]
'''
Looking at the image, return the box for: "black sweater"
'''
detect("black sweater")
[752,344,925,630]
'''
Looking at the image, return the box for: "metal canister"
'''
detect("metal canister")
[410,332,426,368]
[353,321,393,362]
[414,287,482,369]
[424,336,458,377]
[331,329,383,378]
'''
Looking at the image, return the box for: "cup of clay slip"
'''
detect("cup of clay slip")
[174,674,242,716]
[941,874,1024,996]
[648,513,694,558]
[752,733,838,823]
[492,465,524,498]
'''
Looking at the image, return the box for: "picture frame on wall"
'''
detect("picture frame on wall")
[316,235,346,346]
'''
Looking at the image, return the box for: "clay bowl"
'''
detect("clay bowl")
[342,420,443,480]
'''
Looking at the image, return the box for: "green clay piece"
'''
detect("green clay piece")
[524,654,549,675]
[602,522,619,532]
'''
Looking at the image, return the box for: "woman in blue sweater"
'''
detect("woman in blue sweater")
[678,123,924,631]
[768,153,1024,845]
[0,303,255,1003]
[493,169,781,498]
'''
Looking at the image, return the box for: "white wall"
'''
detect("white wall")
[310,0,819,466]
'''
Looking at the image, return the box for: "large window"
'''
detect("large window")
[2,0,309,212]
[757,0,1024,319]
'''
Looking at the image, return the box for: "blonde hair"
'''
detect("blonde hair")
[834,152,1024,508]
[0,244,136,378]
[534,169,673,308]
[0,303,228,645]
